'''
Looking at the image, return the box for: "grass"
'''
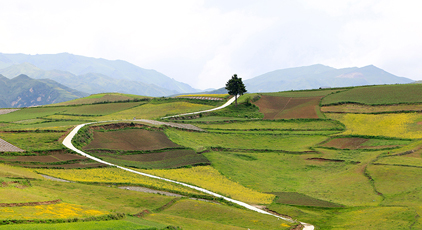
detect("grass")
[319,137,412,150]
[321,84,422,105]
[321,103,422,113]
[57,102,145,116]
[203,151,380,207]
[149,199,293,230]
[263,89,345,97]
[177,116,253,122]
[51,93,150,106]
[194,119,344,131]
[140,166,275,204]
[0,218,165,230]
[367,164,422,196]
[326,113,422,139]
[272,192,344,207]
[0,107,68,123]
[0,132,64,151]
[98,102,214,120]
[165,128,328,152]
[1,120,83,131]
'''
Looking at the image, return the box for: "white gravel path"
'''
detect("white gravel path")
[60,96,315,230]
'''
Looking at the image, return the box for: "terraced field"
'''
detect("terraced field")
[254,95,323,119]
[2,86,422,229]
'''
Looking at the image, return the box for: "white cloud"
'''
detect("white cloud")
[1,0,422,90]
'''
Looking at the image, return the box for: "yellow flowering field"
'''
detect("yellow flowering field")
[0,203,107,220]
[33,168,203,195]
[326,113,422,139]
[140,166,275,204]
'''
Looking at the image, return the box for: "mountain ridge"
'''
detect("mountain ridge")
[0,74,88,108]
[0,53,199,96]
[243,64,413,93]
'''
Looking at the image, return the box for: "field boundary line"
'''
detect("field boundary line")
[60,95,315,229]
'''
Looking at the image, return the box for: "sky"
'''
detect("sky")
[1,0,422,90]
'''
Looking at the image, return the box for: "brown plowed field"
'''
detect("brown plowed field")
[84,129,181,151]
[111,149,198,162]
[95,149,211,169]
[321,138,369,149]
[0,153,87,163]
[254,95,322,119]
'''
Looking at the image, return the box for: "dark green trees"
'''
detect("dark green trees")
[225,74,247,106]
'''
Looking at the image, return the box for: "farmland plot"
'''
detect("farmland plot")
[254,95,323,119]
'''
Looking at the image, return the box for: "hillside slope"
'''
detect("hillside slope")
[0,74,88,108]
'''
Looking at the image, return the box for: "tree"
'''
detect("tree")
[225,74,247,107]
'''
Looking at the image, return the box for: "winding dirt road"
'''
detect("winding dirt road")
[61,96,315,230]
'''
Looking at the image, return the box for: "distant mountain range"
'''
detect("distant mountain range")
[243,64,413,92]
[0,52,415,102]
[0,74,87,108]
[0,53,199,97]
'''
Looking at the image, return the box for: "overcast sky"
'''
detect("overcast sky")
[1,0,422,89]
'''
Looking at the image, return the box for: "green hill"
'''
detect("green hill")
[0,74,88,108]
[2,85,422,229]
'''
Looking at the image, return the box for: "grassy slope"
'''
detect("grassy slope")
[2,88,422,229]
[321,84,422,105]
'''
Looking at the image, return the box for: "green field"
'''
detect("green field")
[321,84,422,105]
[165,128,328,152]
[2,88,422,229]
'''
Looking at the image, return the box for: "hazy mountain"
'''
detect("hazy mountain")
[244,64,414,93]
[0,63,182,97]
[0,74,88,108]
[0,53,199,96]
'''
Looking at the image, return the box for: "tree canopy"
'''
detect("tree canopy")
[225,74,247,106]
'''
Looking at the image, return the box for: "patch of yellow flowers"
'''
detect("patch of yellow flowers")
[34,168,202,195]
[327,113,422,139]
[0,203,106,220]
[140,166,275,204]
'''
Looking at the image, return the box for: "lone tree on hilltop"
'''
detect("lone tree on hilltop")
[225,74,247,107]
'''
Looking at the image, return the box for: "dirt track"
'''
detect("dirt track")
[0,138,25,152]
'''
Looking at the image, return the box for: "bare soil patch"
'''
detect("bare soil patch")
[84,129,181,151]
[93,149,211,169]
[0,109,20,115]
[321,138,369,149]
[253,95,322,119]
